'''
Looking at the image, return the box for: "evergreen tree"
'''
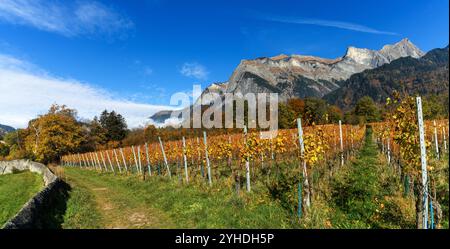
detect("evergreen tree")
[353,96,381,123]
[99,110,128,142]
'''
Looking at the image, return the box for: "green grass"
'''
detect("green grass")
[61,181,102,229]
[60,128,448,229]
[62,167,294,228]
[330,128,416,228]
[0,171,44,226]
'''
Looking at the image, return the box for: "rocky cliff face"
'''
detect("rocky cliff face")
[225,38,424,100]
[151,38,424,124]
[324,45,449,110]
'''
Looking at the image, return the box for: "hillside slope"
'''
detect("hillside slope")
[324,46,449,110]
[151,39,424,124]
[0,124,15,136]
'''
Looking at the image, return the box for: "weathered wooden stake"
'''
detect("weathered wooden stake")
[106,150,115,173]
[94,153,100,171]
[182,137,189,184]
[132,146,139,174]
[113,149,122,173]
[89,153,96,170]
[387,137,391,165]
[443,127,448,153]
[120,148,128,173]
[243,126,250,192]
[197,137,203,178]
[158,137,171,178]
[416,97,428,229]
[145,143,152,177]
[78,154,83,168]
[82,154,89,169]
[203,131,212,186]
[100,152,108,172]
[95,153,101,171]
[297,118,310,208]
[433,120,440,160]
[137,146,143,175]
[269,133,274,161]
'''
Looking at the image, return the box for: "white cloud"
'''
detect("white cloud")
[0,54,176,129]
[262,16,398,35]
[0,0,133,37]
[147,117,182,129]
[180,62,208,81]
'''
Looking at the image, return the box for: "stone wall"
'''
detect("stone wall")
[0,160,66,229]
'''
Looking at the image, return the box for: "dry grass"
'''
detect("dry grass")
[48,164,65,179]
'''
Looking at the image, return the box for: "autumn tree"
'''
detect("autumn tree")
[278,103,296,129]
[144,125,159,141]
[327,105,343,123]
[3,129,29,160]
[24,104,85,164]
[0,142,9,158]
[86,117,108,148]
[353,96,381,124]
[287,98,305,120]
[304,98,328,125]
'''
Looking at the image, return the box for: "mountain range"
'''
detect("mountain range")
[325,45,449,110]
[151,39,447,124]
[0,124,15,137]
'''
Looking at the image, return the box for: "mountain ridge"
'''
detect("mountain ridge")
[0,124,15,137]
[324,45,449,110]
[151,39,427,124]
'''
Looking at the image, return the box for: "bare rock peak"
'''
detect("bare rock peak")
[151,39,428,124]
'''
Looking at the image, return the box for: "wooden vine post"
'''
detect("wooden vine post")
[433,120,440,160]
[416,97,429,229]
[443,127,448,153]
[113,149,122,173]
[77,154,83,168]
[158,137,171,178]
[182,137,189,184]
[203,131,212,186]
[131,146,139,174]
[79,154,85,168]
[99,152,108,172]
[145,143,152,177]
[243,126,250,192]
[95,153,102,171]
[119,148,128,173]
[297,118,310,211]
[197,137,203,178]
[89,153,96,170]
[339,120,344,166]
[106,150,115,174]
[83,154,90,169]
[387,137,391,165]
[137,146,143,175]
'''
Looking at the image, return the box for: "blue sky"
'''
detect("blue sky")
[0,0,448,128]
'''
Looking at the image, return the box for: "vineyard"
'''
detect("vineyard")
[62,122,366,197]
[61,97,449,229]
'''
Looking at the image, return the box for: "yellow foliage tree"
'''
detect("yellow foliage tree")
[24,104,84,164]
